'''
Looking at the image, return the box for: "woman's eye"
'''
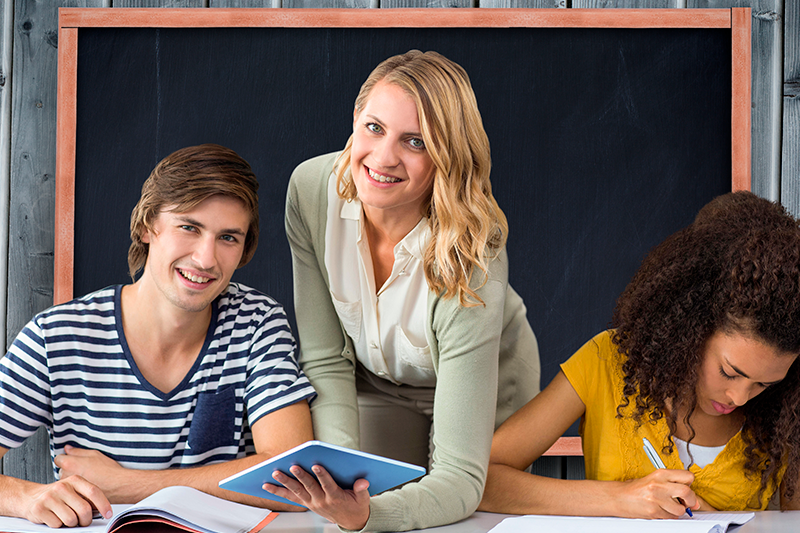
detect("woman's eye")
[719,367,736,380]
[409,138,425,149]
[366,123,383,134]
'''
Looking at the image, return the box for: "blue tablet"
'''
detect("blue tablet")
[218,440,426,507]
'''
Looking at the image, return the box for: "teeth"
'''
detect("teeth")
[179,269,210,284]
[368,168,401,183]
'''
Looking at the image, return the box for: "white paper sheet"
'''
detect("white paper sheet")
[487,512,755,533]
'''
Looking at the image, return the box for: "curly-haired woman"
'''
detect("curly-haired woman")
[479,191,800,517]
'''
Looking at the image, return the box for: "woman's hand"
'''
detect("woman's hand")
[613,469,701,519]
[263,465,371,531]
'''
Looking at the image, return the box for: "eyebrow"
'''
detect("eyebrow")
[365,114,422,137]
[727,359,782,386]
[176,216,246,237]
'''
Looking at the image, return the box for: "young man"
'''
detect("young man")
[0,145,315,527]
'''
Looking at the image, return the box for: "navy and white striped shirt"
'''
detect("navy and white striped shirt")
[0,283,315,476]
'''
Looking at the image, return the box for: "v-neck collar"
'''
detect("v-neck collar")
[113,284,218,401]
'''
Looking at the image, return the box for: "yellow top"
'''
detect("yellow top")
[560,330,779,511]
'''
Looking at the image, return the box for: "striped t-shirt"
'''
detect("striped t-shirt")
[0,283,315,476]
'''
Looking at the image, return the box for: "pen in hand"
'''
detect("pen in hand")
[642,437,693,518]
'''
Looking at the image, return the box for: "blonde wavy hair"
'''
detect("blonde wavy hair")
[334,50,507,306]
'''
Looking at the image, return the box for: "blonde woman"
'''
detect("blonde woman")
[273,50,540,531]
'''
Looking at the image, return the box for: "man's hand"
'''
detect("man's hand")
[55,445,134,503]
[24,476,112,528]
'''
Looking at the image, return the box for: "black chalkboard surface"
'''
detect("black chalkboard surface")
[59,9,747,437]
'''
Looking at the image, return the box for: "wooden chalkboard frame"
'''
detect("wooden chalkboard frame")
[54,8,752,456]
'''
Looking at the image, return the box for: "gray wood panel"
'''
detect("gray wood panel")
[112,0,205,6]
[283,0,376,8]
[0,0,13,373]
[3,0,105,486]
[573,0,679,7]
[689,1,783,201]
[382,0,473,8]
[210,0,277,7]
[480,0,564,7]
[781,0,799,215]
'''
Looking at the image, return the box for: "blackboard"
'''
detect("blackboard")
[56,8,750,440]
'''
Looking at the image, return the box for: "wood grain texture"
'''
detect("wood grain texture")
[383,0,473,9]
[282,0,376,8]
[57,8,734,28]
[479,0,564,8]
[781,0,799,215]
[690,0,782,199]
[54,27,77,305]
[0,0,13,372]
[112,0,205,6]
[574,0,679,7]
[3,0,104,486]
[210,0,278,7]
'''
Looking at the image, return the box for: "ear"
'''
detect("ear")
[353,107,359,129]
[140,226,152,244]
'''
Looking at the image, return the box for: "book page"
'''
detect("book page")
[110,486,274,533]
[488,512,755,533]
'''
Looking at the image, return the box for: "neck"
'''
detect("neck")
[361,204,422,247]
[120,282,212,357]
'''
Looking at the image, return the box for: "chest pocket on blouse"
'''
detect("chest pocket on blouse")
[331,294,362,343]
[394,325,434,371]
[188,385,236,455]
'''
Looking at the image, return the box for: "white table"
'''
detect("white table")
[266,510,800,533]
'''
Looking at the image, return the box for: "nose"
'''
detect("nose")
[726,384,752,407]
[192,235,217,271]
[373,138,400,169]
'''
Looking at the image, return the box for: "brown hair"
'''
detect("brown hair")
[128,144,259,279]
[334,50,507,306]
[612,192,800,506]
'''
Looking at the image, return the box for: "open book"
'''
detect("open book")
[0,486,276,533]
[487,512,755,533]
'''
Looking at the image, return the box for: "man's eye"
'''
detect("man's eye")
[180,225,196,232]
[220,235,236,243]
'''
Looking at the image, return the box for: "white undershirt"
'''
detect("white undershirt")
[672,436,726,469]
[324,173,435,387]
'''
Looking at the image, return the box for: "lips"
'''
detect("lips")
[178,268,214,285]
[367,167,402,184]
[711,400,736,415]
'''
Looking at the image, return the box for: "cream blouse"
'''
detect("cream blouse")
[323,173,435,387]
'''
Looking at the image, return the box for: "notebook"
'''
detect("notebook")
[219,440,426,507]
[487,512,755,533]
[0,485,276,533]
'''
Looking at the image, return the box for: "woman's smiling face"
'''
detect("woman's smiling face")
[349,81,435,222]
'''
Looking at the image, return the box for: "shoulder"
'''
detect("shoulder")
[561,330,622,395]
[289,152,339,190]
[32,285,118,328]
[216,283,287,322]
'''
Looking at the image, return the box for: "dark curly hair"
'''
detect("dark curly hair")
[611,191,800,507]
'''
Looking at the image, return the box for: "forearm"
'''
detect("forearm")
[479,464,626,516]
[108,453,303,510]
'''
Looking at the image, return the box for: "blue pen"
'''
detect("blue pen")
[642,437,693,518]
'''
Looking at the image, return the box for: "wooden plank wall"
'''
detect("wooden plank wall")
[0,0,792,484]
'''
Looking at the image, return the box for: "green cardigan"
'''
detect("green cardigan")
[285,152,541,532]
